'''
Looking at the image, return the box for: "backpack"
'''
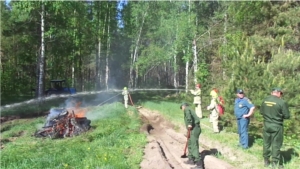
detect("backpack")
[216,96,225,116]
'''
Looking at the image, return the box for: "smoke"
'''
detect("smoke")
[35,123,44,130]
[87,92,121,106]
[85,93,122,121]
[85,109,108,121]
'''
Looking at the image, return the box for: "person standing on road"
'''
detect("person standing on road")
[234,89,255,149]
[260,88,290,168]
[207,89,220,133]
[180,103,204,169]
[190,84,203,119]
[122,87,129,108]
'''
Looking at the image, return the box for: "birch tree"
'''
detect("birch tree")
[129,2,148,88]
[37,2,45,98]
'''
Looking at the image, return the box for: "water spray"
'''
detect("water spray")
[1,88,184,111]
[97,93,121,106]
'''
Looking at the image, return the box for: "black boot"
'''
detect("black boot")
[264,158,270,167]
[184,158,195,165]
[271,162,284,169]
[190,160,204,169]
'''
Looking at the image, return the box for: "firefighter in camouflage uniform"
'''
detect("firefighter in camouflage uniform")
[180,103,204,169]
[260,88,290,168]
[190,84,203,118]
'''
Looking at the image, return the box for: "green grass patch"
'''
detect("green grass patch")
[142,101,300,169]
[1,102,147,169]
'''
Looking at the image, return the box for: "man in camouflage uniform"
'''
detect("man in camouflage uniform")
[190,84,202,118]
[180,103,204,169]
[260,88,290,168]
[122,87,129,108]
[207,90,219,133]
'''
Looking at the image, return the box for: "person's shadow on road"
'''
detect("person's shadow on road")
[280,148,299,164]
[200,148,221,159]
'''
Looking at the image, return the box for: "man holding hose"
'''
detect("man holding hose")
[122,87,129,108]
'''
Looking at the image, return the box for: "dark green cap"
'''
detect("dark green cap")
[180,102,189,109]
[272,87,283,93]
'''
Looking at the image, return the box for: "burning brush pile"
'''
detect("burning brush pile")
[34,97,91,139]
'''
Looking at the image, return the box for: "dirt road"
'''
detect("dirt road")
[139,108,236,169]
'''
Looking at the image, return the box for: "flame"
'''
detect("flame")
[67,102,88,118]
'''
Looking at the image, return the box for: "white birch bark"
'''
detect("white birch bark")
[173,53,177,88]
[185,60,189,93]
[105,4,110,90]
[96,39,101,89]
[134,64,138,88]
[95,2,101,90]
[193,39,198,84]
[223,12,227,80]
[130,10,147,88]
[183,49,188,93]
[38,3,45,98]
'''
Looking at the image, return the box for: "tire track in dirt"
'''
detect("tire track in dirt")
[139,108,236,169]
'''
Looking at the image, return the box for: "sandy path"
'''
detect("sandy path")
[139,108,236,169]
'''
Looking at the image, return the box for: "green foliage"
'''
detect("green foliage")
[195,63,210,83]
[1,103,147,169]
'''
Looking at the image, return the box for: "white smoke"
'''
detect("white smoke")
[35,123,44,130]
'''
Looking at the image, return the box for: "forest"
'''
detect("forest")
[1,0,300,143]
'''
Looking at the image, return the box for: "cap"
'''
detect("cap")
[180,102,189,109]
[272,87,283,93]
[124,87,127,90]
[236,89,244,94]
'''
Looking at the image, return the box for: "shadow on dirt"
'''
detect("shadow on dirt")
[248,134,263,148]
[201,148,222,159]
[146,124,154,134]
[281,148,299,164]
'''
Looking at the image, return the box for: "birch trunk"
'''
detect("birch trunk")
[71,50,74,87]
[96,39,101,90]
[223,12,227,80]
[193,39,198,84]
[183,49,188,93]
[173,53,177,88]
[185,60,189,93]
[105,44,109,90]
[95,3,101,90]
[105,4,110,90]
[129,11,147,88]
[129,53,134,88]
[38,3,45,98]
[134,64,138,88]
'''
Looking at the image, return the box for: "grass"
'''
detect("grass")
[0,102,147,169]
[141,101,300,169]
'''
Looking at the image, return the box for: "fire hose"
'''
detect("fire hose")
[129,93,134,106]
[97,93,121,106]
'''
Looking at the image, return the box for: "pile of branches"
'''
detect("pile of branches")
[34,108,91,139]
